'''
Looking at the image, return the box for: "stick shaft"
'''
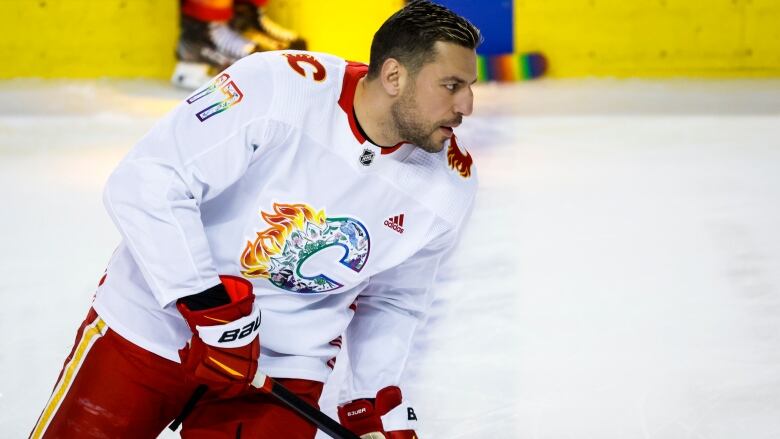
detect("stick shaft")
[170,376,360,439]
[267,378,361,439]
[168,384,207,431]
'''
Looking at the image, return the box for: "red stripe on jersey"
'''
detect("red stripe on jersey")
[399,214,404,226]
[379,141,406,155]
[337,62,408,156]
[338,62,369,144]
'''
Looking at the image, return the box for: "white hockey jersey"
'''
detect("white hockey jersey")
[94,51,477,401]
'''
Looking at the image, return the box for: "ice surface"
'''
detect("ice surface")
[2,78,780,438]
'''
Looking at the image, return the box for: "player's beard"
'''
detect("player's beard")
[390,84,445,154]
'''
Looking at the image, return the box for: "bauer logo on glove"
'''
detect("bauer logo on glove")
[195,304,262,348]
[217,314,261,343]
[177,275,262,387]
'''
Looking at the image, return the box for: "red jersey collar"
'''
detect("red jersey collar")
[338,62,406,155]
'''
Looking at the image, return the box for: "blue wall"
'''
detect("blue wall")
[438,0,514,55]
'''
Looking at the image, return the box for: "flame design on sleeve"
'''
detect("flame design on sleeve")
[241,203,327,278]
[447,135,474,178]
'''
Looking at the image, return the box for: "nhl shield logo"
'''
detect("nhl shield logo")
[359,148,375,166]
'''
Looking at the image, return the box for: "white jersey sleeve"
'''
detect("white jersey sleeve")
[342,206,473,401]
[103,54,277,307]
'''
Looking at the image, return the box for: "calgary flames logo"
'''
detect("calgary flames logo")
[447,135,473,178]
[241,203,370,293]
[283,53,327,82]
[241,203,326,279]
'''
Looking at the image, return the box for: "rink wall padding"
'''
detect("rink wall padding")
[0,0,177,79]
[264,0,404,63]
[2,0,779,79]
[435,0,514,56]
[513,0,780,78]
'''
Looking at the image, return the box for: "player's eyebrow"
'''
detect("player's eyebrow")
[441,76,478,85]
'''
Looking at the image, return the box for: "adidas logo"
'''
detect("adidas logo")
[384,214,405,234]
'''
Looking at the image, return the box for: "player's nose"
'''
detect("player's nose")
[454,87,474,117]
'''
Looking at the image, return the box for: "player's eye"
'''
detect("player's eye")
[444,83,458,92]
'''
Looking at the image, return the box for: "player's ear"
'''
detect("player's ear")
[380,58,404,97]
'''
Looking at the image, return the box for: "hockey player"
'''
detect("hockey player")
[231,1,306,52]
[31,1,480,438]
[173,0,306,89]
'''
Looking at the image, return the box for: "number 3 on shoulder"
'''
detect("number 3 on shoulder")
[283,53,327,82]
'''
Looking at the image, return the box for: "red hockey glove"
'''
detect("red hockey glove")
[338,386,419,439]
[177,275,261,392]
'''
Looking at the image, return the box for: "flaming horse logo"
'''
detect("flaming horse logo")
[241,203,370,293]
[447,135,473,178]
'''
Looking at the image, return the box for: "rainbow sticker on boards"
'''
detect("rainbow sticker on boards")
[477,52,548,82]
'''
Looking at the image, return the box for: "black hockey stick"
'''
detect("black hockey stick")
[169,372,360,439]
[168,384,207,431]
[254,374,362,439]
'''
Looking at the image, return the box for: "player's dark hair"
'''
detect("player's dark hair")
[367,0,482,79]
